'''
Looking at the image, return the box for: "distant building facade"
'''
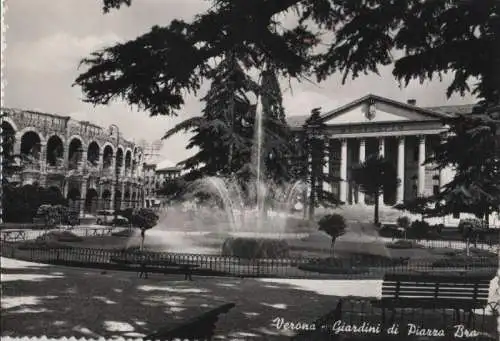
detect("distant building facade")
[288,94,499,226]
[142,157,181,208]
[2,108,145,214]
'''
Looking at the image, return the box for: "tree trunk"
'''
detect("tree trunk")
[331,237,336,256]
[374,193,379,225]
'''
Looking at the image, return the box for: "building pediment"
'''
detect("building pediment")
[319,94,449,126]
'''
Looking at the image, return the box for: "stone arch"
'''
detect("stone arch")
[115,189,122,211]
[2,120,16,159]
[131,192,137,208]
[116,148,124,173]
[102,144,114,170]
[20,130,42,164]
[87,141,100,166]
[67,187,82,213]
[125,149,132,173]
[46,135,65,166]
[68,137,84,169]
[84,188,99,214]
[102,189,112,210]
[1,116,18,132]
[124,190,131,208]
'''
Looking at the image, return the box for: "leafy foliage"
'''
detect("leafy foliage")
[396,216,411,230]
[318,213,347,245]
[424,112,500,220]
[409,220,431,239]
[394,196,434,221]
[80,0,500,115]
[3,185,68,223]
[293,108,342,217]
[131,208,159,230]
[161,54,293,185]
[351,155,399,224]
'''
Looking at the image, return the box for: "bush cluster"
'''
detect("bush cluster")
[221,237,290,259]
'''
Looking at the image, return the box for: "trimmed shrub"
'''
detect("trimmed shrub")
[378,225,401,238]
[318,214,346,240]
[221,237,290,259]
[409,220,431,238]
[37,230,83,242]
[396,216,411,229]
[385,240,424,249]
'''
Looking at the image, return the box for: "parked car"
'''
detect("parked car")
[95,210,129,226]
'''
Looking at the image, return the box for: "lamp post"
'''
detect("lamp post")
[109,124,120,223]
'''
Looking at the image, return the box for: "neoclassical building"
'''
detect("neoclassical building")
[2,108,145,214]
[288,94,498,225]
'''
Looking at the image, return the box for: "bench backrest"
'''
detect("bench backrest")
[382,272,492,304]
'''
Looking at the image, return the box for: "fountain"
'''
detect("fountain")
[136,93,393,260]
[135,96,310,257]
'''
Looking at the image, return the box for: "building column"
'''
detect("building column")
[80,178,87,216]
[397,136,405,203]
[340,138,348,203]
[40,142,47,173]
[62,145,69,169]
[121,182,126,210]
[79,147,88,173]
[418,135,426,196]
[378,137,385,157]
[378,137,385,205]
[323,138,331,193]
[110,185,116,212]
[358,139,366,205]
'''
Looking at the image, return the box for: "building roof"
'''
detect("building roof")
[143,156,181,171]
[284,94,476,128]
[424,104,476,116]
[156,159,181,172]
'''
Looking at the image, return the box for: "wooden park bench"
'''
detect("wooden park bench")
[372,271,494,328]
[145,302,235,340]
[110,256,199,280]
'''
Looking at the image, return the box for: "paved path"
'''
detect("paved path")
[2,257,498,340]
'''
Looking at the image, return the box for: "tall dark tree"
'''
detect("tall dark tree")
[78,1,499,114]
[294,108,341,219]
[351,155,399,225]
[163,54,257,179]
[78,1,499,213]
[424,112,500,224]
[257,65,294,184]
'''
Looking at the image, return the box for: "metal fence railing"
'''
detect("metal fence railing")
[1,241,497,280]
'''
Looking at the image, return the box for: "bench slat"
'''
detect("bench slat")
[373,298,486,309]
[382,288,489,294]
[382,281,491,287]
[384,274,493,283]
[381,293,489,300]
[374,272,494,313]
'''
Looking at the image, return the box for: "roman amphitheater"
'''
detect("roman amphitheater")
[2,108,145,214]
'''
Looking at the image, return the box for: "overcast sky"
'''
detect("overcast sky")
[4,0,476,163]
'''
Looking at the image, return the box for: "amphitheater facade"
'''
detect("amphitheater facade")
[2,108,145,214]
